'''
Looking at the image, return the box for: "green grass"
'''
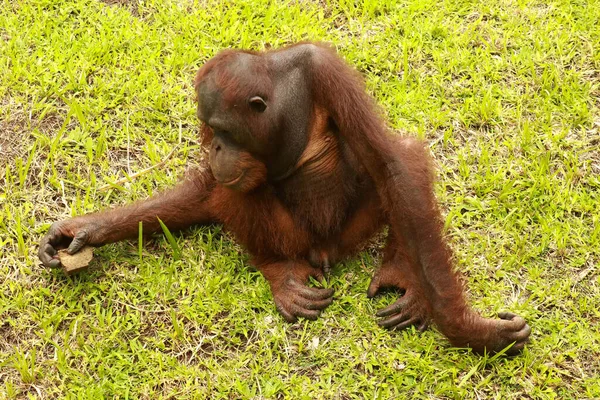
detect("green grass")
[1,0,599,398]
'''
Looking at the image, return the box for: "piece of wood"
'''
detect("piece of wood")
[58,246,94,274]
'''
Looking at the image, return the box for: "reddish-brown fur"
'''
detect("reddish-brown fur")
[39,42,530,355]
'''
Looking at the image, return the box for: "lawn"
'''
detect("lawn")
[1,0,599,398]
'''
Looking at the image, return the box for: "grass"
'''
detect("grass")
[1,0,599,398]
